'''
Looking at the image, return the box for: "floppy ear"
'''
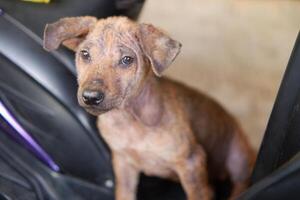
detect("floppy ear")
[139,24,182,76]
[43,16,97,51]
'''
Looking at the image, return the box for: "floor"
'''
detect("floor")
[139,0,300,149]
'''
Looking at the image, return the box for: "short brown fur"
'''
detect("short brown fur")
[43,16,256,200]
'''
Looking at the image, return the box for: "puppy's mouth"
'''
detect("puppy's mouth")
[83,106,111,116]
[77,94,121,116]
[78,99,115,116]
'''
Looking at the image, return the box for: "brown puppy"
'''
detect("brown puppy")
[43,16,255,200]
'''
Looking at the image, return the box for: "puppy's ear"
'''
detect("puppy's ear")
[43,16,97,51]
[139,24,181,76]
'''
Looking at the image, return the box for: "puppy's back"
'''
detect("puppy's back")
[159,77,242,178]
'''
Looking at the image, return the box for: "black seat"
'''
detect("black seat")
[0,0,143,38]
[238,32,300,199]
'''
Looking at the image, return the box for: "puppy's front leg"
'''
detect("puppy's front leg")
[176,146,213,200]
[113,153,139,200]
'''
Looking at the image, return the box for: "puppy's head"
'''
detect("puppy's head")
[43,16,181,115]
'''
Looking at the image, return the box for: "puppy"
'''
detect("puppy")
[43,16,255,200]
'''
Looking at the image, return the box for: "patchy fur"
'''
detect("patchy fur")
[43,16,256,200]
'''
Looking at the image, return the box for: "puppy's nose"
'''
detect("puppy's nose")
[82,90,104,106]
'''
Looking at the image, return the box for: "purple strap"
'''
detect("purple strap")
[0,101,60,171]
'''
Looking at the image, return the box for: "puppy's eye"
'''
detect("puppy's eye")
[80,50,91,61]
[120,56,134,66]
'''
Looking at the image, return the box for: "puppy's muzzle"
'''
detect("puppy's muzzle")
[82,90,105,106]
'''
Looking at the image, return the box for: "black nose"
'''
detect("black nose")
[82,90,104,106]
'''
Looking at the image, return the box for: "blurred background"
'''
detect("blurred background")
[139,0,300,149]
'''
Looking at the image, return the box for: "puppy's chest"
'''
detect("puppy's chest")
[97,110,183,176]
[97,111,147,149]
[97,110,176,153]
